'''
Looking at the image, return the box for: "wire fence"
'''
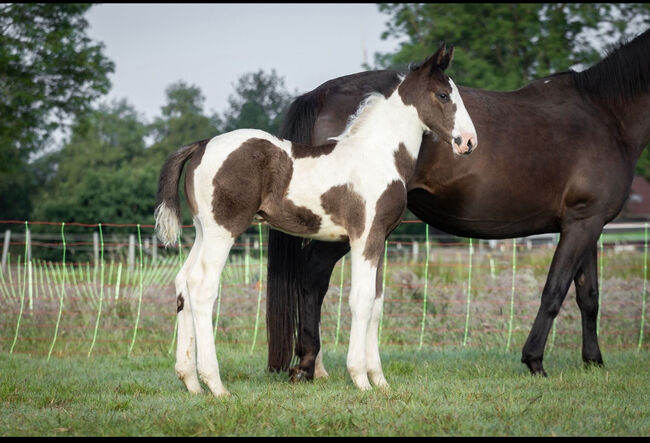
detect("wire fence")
[0,219,648,359]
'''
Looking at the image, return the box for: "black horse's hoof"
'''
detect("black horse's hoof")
[523,358,548,377]
[289,367,313,383]
[583,358,604,369]
[531,368,548,377]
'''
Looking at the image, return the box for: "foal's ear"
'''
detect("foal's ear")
[419,42,445,70]
[439,45,454,71]
[421,42,449,72]
[433,42,447,67]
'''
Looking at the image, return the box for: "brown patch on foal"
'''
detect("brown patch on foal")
[394,142,416,182]
[291,141,337,159]
[177,294,184,313]
[212,138,322,237]
[363,180,407,263]
[184,139,209,215]
[375,253,385,299]
[397,67,456,137]
[320,184,366,240]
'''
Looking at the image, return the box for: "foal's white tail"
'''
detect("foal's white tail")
[154,141,204,247]
[154,202,181,248]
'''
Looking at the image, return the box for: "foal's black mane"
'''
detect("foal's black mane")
[571,28,650,102]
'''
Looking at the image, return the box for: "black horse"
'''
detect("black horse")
[266,29,650,380]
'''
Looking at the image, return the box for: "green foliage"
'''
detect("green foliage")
[216,69,295,136]
[635,143,650,181]
[143,72,295,228]
[145,81,223,226]
[26,67,295,228]
[31,81,218,227]
[0,149,34,220]
[147,81,221,168]
[32,99,153,226]
[372,4,650,90]
[0,4,114,219]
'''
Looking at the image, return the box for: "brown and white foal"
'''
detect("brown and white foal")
[154,44,477,396]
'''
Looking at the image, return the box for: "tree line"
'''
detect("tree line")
[2,3,649,231]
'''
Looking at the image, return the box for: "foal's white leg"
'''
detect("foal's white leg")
[314,323,329,379]
[366,294,388,388]
[174,219,202,393]
[347,245,378,390]
[187,225,234,397]
[366,254,388,387]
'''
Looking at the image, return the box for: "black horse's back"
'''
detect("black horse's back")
[267,29,650,378]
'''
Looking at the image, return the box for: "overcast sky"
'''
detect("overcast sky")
[85,3,400,122]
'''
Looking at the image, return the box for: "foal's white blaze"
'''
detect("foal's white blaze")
[449,78,477,155]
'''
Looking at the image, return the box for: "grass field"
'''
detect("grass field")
[1,346,649,436]
[1,233,649,436]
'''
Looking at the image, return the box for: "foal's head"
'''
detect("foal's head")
[399,43,478,155]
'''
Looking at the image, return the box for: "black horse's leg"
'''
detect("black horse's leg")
[521,217,603,376]
[289,239,350,382]
[574,243,604,367]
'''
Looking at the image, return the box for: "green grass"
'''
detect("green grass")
[1,346,648,436]
[1,240,649,436]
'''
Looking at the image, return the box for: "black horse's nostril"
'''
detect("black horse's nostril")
[467,138,474,150]
[453,136,462,146]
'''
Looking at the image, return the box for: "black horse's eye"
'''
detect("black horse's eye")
[436,92,450,103]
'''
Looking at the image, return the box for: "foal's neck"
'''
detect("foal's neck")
[334,89,425,160]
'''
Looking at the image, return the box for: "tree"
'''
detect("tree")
[144,81,222,226]
[32,99,152,225]
[0,3,114,219]
[33,80,225,228]
[372,4,650,91]
[146,81,220,178]
[216,69,295,136]
[147,81,220,166]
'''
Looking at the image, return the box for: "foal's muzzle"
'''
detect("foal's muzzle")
[453,132,477,155]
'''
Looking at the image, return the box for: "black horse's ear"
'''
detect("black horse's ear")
[439,45,454,71]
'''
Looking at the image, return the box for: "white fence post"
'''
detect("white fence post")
[1,229,10,271]
[128,234,135,266]
[93,232,99,264]
[151,235,157,262]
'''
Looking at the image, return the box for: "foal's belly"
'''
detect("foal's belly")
[257,213,349,242]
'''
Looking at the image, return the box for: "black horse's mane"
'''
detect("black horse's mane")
[572,28,650,102]
[408,29,650,103]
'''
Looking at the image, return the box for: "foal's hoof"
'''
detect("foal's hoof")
[210,388,231,398]
[314,366,330,380]
[289,367,313,383]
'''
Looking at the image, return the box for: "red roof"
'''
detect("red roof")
[622,176,650,220]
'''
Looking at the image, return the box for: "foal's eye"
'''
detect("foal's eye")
[436,93,450,103]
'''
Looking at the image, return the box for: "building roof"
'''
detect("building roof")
[622,176,650,220]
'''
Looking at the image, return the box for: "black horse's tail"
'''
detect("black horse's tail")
[266,90,324,372]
